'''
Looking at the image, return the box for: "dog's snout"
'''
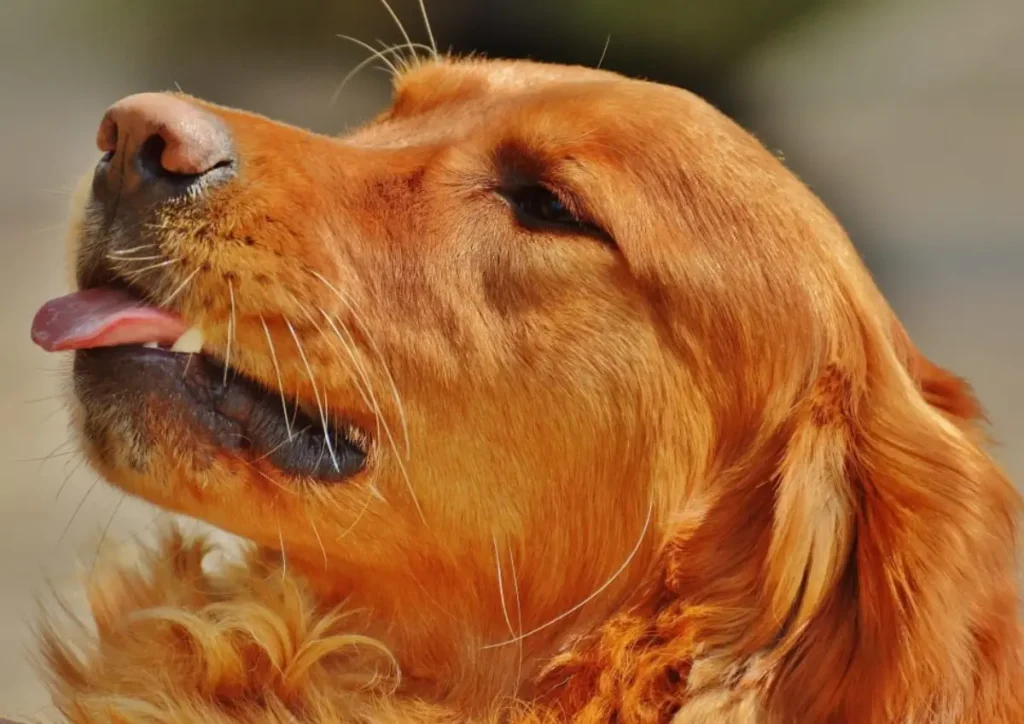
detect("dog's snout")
[92,92,234,209]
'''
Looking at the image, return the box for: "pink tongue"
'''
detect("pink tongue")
[30,288,188,352]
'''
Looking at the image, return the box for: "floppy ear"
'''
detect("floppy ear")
[763,323,1023,722]
[897,323,985,426]
[517,315,1019,723]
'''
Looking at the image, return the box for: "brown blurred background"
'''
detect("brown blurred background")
[1,0,1021,717]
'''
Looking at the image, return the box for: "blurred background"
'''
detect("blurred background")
[1,0,1021,717]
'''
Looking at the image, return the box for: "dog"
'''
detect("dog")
[29,54,1023,722]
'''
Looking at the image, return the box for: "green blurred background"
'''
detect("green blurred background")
[1,0,1021,717]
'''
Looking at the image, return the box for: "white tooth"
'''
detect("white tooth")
[170,326,205,354]
[142,342,159,349]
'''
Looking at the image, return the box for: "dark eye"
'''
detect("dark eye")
[507,185,580,227]
[501,185,613,245]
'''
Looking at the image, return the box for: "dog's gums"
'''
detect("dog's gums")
[28,56,1023,723]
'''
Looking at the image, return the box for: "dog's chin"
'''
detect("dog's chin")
[72,345,369,484]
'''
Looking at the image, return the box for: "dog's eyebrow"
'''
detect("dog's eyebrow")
[491,138,550,186]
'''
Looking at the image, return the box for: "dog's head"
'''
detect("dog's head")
[34,57,1020,718]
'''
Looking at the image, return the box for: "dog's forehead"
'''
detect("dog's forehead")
[356,57,706,157]
[394,57,625,103]
[384,57,668,131]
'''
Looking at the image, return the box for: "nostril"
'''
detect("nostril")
[135,133,234,185]
[137,134,173,179]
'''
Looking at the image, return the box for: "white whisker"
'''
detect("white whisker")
[481,495,655,649]
[312,438,329,471]
[597,35,612,69]
[29,437,76,471]
[325,316,422,519]
[254,425,312,462]
[38,186,77,198]
[313,305,421,520]
[339,34,399,75]
[55,455,87,500]
[376,38,436,68]
[160,265,202,307]
[312,271,410,458]
[300,305,375,419]
[336,484,376,541]
[331,53,388,107]
[277,521,288,580]
[308,276,421,520]
[111,244,158,256]
[416,0,438,57]
[494,537,516,636]
[108,253,165,262]
[57,475,102,545]
[224,279,236,385]
[330,39,432,106]
[260,315,294,442]
[89,493,127,583]
[121,258,179,278]
[374,0,416,59]
[21,448,75,466]
[240,458,298,496]
[508,541,524,687]
[367,482,387,503]
[285,318,341,474]
[295,305,402,505]
[318,308,383,443]
[493,537,523,690]
[306,505,329,570]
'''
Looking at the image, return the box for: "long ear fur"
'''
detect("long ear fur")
[763,325,1023,723]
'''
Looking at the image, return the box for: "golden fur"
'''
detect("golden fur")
[39,57,1022,722]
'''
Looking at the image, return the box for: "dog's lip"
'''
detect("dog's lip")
[72,343,369,483]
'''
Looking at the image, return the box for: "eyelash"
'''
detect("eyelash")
[500,185,613,245]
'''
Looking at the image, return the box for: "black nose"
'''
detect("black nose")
[92,92,235,212]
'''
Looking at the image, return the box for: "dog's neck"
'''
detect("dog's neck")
[280,528,770,721]
[45,522,1022,723]
[287,547,653,712]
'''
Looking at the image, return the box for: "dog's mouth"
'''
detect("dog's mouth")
[30,284,368,483]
